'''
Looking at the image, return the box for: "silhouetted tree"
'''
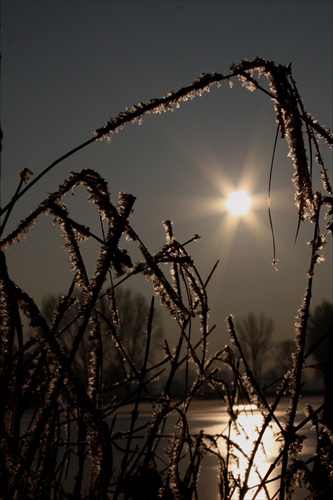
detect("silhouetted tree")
[274,339,295,373]
[306,300,333,374]
[40,288,164,391]
[308,301,333,497]
[264,339,295,391]
[236,313,274,386]
[101,288,164,391]
[41,292,93,385]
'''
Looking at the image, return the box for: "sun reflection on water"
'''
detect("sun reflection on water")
[226,404,279,499]
[190,402,282,499]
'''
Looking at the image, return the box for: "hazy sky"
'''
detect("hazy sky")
[1,1,332,350]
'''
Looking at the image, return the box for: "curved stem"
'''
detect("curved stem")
[0,137,96,228]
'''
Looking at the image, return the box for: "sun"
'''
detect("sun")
[167,146,271,268]
[226,190,252,216]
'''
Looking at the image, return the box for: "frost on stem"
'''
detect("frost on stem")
[140,261,188,322]
[105,287,120,327]
[0,253,16,388]
[88,316,103,409]
[324,200,333,233]
[0,209,40,251]
[231,58,317,223]
[93,72,226,142]
[19,168,34,184]
[307,233,326,268]
[1,58,333,499]
[138,232,190,322]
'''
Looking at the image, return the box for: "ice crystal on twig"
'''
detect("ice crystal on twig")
[93,72,226,141]
[1,58,332,500]
[19,168,34,184]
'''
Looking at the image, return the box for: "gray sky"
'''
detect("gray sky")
[1,0,332,350]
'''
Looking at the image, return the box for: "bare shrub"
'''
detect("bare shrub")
[0,58,332,499]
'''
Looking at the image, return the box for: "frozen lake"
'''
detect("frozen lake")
[20,395,323,499]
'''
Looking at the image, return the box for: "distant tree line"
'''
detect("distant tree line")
[35,294,332,397]
[33,288,164,401]
[234,301,333,391]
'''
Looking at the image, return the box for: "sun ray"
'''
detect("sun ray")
[164,135,295,276]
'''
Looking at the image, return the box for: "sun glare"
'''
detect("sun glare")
[226,190,252,216]
[171,146,273,267]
